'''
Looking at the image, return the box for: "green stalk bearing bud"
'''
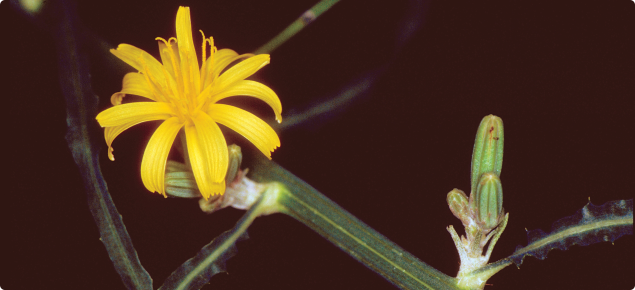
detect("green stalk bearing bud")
[447,188,469,221]
[470,115,504,194]
[471,172,504,230]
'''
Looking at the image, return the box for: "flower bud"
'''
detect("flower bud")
[447,188,469,221]
[165,144,242,199]
[470,115,504,194]
[471,172,504,230]
[165,161,201,198]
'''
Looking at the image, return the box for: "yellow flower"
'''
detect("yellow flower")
[96,7,282,199]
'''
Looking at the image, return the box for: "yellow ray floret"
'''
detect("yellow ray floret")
[95,6,282,199]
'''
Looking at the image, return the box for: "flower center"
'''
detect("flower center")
[147,34,216,125]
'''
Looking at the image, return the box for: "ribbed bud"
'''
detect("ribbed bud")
[447,188,470,221]
[471,172,504,230]
[470,115,504,194]
[165,144,242,199]
[225,144,243,185]
[165,161,201,198]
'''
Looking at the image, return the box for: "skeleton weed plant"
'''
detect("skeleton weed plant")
[40,1,632,290]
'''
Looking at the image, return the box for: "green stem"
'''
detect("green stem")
[248,155,460,290]
[56,0,152,288]
[253,0,340,54]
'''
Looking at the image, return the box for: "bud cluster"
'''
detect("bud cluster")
[446,115,510,285]
[447,115,505,233]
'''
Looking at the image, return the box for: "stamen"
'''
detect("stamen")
[158,63,178,99]
[182,52,193,109]
[156,37,185,98]
[139,56,189,122]
[200,30,207,67]
[174,37,196,108]
[201,37,216,90]
[210,38,216,55]
[147,72,170,102]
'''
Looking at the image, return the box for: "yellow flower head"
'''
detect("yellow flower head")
[96,7,282,199]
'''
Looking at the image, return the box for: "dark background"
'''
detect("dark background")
[1,0,633,289]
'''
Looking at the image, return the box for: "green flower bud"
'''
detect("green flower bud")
[470,115,504,194]
[471,172,504,230]
[447,188,470,221]
[165,145,242,199]
[165,161,201,198]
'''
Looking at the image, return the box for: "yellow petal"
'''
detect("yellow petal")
[213,52,255,78]
[140,117,183,195]
[209,104,280,159]
[201,48,235,89]
[175,7,201,97]
[205,80,282,123]
[120,73,156,101]
[111,44,162,77]
[201,49,257,92]
[214,48,239,63]
[199,52,254,101]
[217,51,253,72]
[96,102,173,127]
[104,124,133,161]
[111,92,125,106]
[185,112,228,198]
[214,54,269,93]
[111,45,179,97]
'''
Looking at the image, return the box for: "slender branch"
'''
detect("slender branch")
[254,0,340,54]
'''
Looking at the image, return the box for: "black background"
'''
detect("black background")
[1,0,633,289]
